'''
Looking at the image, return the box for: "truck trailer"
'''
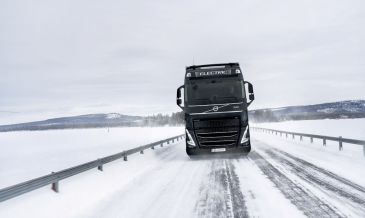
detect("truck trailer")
[176,63,255,157]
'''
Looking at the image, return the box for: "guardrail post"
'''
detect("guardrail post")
[172,139,174,143]
[286,133,287,138]
[339,136,343,151]
[161,142,164,147]
[167,140,169,145]
[276,131,277,136]
[280,132,282,137]
[363,145,365,157]
[51,172,59,193]
[140,150,144,154]
[323,139,326,146]
[98,165,103,171]
[300,136,303,141]
[292,134,295,139]
[177,137,179,141]
[124,156,128,161]
[310,137,313,143]
[151,146,154,149]
[53,182,59,193]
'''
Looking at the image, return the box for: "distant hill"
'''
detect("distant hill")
[0,113,143,132]
[249,100,365,122]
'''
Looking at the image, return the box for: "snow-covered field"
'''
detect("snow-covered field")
[251,118,365,140]
[1,122,365,218]
[0,127,184,189]
[251,118,365,158]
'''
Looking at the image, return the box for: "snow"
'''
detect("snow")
[251,118,365,140]
[0,127,184,189]
[317,108,336,113]
[250,119,365,184]
[250,130,365,187]
[106,113,122,119]
[1,121,365,217]
[271,107,287,111]
[0,137,307,218]
[233,158,306,218]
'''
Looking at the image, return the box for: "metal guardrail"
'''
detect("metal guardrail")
[251,127,365,157]
[0,134,185,203]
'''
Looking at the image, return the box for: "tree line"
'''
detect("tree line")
[141,111,184,127]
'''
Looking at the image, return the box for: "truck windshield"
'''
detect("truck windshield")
[185,80,245,105]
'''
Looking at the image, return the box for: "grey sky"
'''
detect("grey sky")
[1,0,364,125]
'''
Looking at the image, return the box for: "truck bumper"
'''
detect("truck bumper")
[186,144,251,157]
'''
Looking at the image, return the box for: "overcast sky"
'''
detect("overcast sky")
[1,0,364,125]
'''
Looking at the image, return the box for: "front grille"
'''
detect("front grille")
[194,118,240,147]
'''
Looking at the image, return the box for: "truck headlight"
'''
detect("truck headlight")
[186,129,196,147]
[240,126,249,144]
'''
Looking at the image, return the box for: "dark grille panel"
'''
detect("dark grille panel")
[194,118,240,148]
[199,141,236,147]
[194,119,239,129]
[195,127,238,134]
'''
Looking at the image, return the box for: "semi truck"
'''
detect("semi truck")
[176,63,255,157]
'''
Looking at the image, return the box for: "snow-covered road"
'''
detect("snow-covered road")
[1,129,365,218]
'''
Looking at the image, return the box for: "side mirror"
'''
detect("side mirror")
[248,83,253,94]
[176,85,184,110]
[245,81,255,107]
[177,88,181,98]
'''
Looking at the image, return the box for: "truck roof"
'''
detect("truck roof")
[186,63,239,70]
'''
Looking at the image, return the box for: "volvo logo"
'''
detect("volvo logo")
[213,106,218,111]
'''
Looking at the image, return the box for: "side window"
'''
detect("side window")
[184,85,188,102]
[240,81,246,98]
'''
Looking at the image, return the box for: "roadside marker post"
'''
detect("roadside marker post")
[339,136,343,151]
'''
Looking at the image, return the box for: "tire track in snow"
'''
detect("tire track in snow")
[250,151,344,218]
[194,158,249,218]
[270,147,365,197]
[261,148,365,216]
